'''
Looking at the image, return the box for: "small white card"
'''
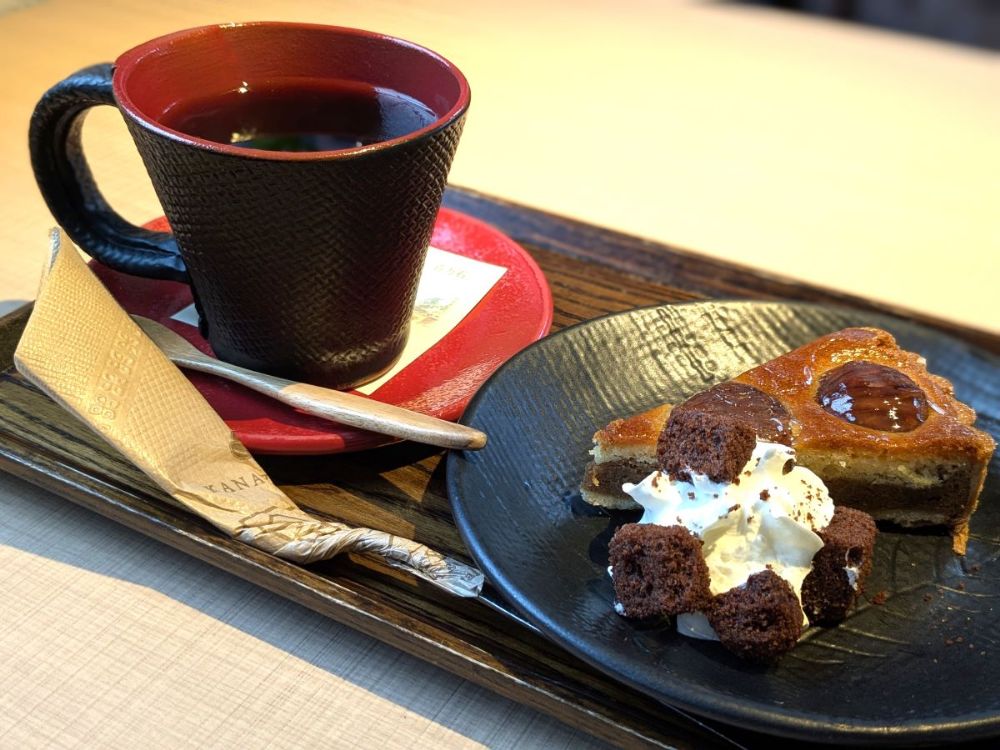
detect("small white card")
[170,245,507,394]
[171,303,201,328]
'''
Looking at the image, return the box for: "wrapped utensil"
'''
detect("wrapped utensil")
[13,230,484,598]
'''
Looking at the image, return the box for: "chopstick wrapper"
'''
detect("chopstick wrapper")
[13,230,484,598]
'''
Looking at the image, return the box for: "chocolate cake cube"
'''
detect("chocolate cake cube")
[657,409,756,484]
[801,506,878,625]
[608,524,712,619]
[707,569,803,663]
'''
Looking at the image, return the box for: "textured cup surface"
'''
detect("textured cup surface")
[124,107,465,388]
[33,23,470,389]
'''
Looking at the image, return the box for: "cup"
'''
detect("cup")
[29,22,470,389]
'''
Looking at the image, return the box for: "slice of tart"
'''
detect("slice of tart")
[581,404,671,509]
[581,327,995,553]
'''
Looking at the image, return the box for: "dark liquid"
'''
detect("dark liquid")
[160,79,438,152]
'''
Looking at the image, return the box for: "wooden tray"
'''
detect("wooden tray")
[1,187,996,750]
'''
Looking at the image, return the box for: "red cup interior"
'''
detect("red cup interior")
[112,22,470,157]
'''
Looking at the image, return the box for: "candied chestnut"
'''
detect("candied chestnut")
[817,361,927,432]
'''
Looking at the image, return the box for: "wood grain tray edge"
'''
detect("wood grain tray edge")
[441,189,999,355]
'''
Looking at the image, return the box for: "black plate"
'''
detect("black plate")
[446,301,1000,745]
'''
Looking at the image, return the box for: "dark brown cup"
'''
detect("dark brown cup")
[29,22,470,389]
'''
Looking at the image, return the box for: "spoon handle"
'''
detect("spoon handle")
[172,353,487,450]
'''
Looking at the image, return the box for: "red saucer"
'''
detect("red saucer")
[91,207,553,454]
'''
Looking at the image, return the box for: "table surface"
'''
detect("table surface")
[0,0,997,747]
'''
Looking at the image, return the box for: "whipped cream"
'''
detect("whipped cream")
[845,565,860,590]
[622,441,835,638]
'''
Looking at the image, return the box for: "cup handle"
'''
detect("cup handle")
[28,64,188,282]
